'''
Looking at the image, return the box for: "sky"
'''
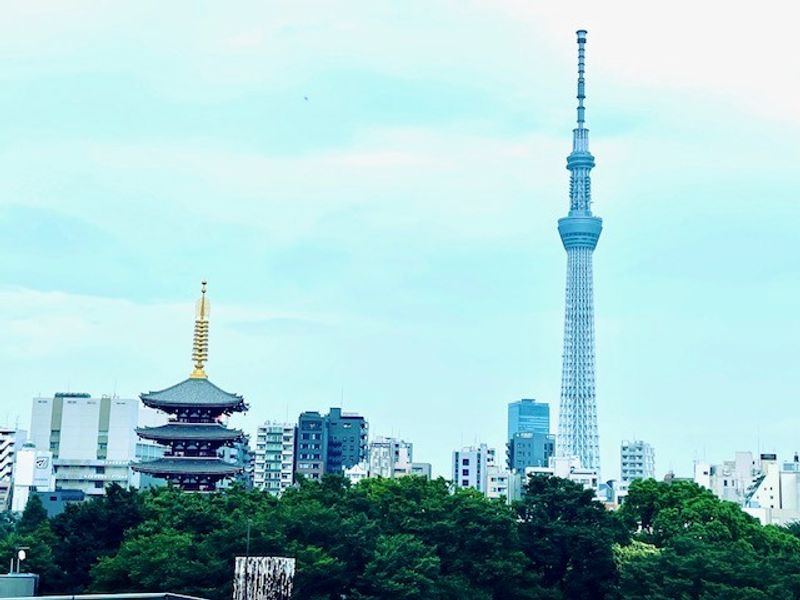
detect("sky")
[1,1,799,480]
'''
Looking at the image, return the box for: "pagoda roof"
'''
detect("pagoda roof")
[136,423,243,442]
[140,378,246,411]
[132,457,242,476]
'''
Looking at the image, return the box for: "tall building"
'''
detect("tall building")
[452,444,495,493]
[254,422,295,495]
[507,432,555,472]
[556,30,603,472]
[295,411,327,481]
[133,282,248,491]
[326,408,368,472]
[368,437,413,478]
[29,393,139,496]
[620,440,655,484]
[507,399,549,439]
[294,408,368,480]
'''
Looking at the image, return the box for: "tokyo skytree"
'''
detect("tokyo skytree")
[556,30,602,471]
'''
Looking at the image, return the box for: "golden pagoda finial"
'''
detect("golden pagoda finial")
[190,280,210,379]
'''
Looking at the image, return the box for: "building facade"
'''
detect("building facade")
[556,30,603,473]
[134,282,247,491]
[295,411,327,481]
[507,399,550,439]
[29,393,139,496]
[254,422,295,495]
[620,440,655,484]
[11,442,55,512]
[294,408,368,480]
[507,431,555,472]
[368,437,413,478]
[0,428,26,509]
[452,444,495,494]
[325,408,368,472]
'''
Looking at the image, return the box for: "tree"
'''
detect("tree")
[355,534,441,600]
[17,494,48,536]
[516,475,627,600]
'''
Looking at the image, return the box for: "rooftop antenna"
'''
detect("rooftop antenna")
[576,29,587,129]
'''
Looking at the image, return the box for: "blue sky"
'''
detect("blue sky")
[1,2,799,479]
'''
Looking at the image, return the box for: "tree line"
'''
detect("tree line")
[4,475,800,599]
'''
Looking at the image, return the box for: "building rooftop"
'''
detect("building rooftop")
[140,378,246,412]
[132,457,242,476]
[136,423,244,442]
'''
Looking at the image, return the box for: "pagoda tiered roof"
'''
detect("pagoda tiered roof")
[140,378,246,412]
[136,423,244,443]
[133,458,242,476]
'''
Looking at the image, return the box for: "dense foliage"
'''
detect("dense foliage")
[3,476,800,599]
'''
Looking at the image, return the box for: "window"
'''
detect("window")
[462,480,469,487]
[462,469,469,476]
[462,459,470,466]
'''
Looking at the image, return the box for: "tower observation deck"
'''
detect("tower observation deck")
[556,30,603,472]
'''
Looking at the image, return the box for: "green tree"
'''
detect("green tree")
[355,534,440,600]
[516,475,627,600]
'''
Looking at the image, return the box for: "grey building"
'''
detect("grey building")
[326,408,368,472]
[295,412,327,481]
[294,408,368,480]
[507,431,555,472]
[507,399,550,440]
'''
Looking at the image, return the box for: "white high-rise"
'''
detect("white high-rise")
[253,422,295,496]
[620,440,655,484]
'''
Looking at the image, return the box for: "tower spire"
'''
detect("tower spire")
[576,29,587,128]
[567,29,594,214]
[190,280,210,379]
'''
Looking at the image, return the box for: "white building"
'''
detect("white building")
[453,444,493,493]
[618,440,655,501]
[368,437,413,478]
[513,456,600,501]
[693,451,760,505]
[621,440,655,483]
[29,393,146,496]
[0,428,27,509]
[486,465,512,501]
[253,422,295,496]
[693,451,800,526]
[11,442,55,512]
[344,462,369,484]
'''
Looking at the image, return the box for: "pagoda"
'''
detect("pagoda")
[133,282,248,491]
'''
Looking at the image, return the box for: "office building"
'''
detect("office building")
[294,408,368,480]
[620,440,655,484]
[254,422,295,495]
[295,411,327,481]
[556,30,604,472]
[326,408,368,472]
[507,431,555,472]
[507,399,550,439]
[368,437,413,478]
[134,282,248,491]
[452,444,495,494]
[29,393,139,496]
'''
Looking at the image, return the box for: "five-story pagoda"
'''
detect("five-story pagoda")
[133,282,248,491]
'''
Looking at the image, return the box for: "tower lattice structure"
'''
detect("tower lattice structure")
[556,30,603,472]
